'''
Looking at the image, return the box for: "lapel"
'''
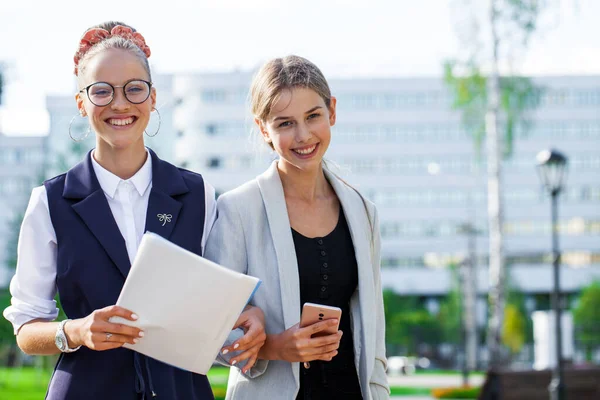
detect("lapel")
[324,168,376,384]
[64,149,188,279]
[65,151,131,278]
[143,149,188,240]
[256,162,301,332]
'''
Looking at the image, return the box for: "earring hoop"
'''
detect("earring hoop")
[68,114,91,142]
[145,108,161,137]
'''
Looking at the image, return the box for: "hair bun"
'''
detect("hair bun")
[73,25,151,75]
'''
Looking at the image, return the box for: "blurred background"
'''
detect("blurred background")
[0,0,598,399]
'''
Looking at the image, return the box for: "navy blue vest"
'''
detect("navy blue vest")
[43,149,214,400]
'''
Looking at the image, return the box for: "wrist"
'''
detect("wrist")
[260,333,280,360]
[63,319,80,348]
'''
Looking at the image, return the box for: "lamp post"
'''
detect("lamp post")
[536,149,568,400]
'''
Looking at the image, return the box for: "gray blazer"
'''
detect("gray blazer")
[205,161,390,400]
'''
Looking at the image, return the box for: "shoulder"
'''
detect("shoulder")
[43,172,67,187]
[215,179,264,222]
[328,171,377,213]
[43,173,67,197]
[176,167,205,188]
[218,178,261,206]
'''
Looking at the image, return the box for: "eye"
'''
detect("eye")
[126,86,144,94]
[92,89,111,97]
[278,120,293,128]
[307,113,320,120]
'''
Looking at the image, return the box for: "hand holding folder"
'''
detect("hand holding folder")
[110,232,261,375]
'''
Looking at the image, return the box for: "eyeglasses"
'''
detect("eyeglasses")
[79,79,152,107]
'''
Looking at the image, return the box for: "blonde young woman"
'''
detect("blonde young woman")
[205,56,389,400]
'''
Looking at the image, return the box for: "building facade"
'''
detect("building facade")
[173,72,600,317]
[0,134,47,285]
[5,72,599,310]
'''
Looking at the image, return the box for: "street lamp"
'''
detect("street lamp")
[536,149,568,400]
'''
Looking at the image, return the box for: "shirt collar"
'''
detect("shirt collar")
[90,149,153,199]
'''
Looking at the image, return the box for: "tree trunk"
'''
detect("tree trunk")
[486,0,506,369]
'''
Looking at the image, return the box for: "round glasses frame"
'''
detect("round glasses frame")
[79,79,153,107]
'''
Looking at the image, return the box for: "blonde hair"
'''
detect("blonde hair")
[250,55,331,123]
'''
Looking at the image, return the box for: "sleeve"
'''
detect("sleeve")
[201,181,217,254]
[2,186,60,334]
[205,194,269,378]
[369,206,391,398]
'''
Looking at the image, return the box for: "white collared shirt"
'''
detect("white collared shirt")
[3,150,217,334]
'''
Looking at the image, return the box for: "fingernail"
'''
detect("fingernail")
[233,343,240,349]
[138,331,145,338]
[232,360,237,365]
[133,339,138,344]
[131,313,139,320]
[222,349,229,355]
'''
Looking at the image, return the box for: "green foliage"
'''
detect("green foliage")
[436,263,463,344]
[505,286,533,343]
[444,62,542,159]
[0,290,15,344]
[503,0,543,44]
[384,290,441,354]
[502,304,525,353]
[573,281,600,361]
[438,284,462,344]
[499,279,533,354]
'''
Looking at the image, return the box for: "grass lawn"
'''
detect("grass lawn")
[0,366,481,399]
[0,366,230,400]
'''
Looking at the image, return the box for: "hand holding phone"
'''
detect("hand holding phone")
[300,303,342,337]
[299,303,342,368]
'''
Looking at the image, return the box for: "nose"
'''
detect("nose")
[111,89,130,111]
[296,121,312,143]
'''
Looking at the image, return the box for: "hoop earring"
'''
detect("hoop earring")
[69,114,91,142]
[145,108,161,137]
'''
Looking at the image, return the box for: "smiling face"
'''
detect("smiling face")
[258,87,336,173]
[76,48,156,152]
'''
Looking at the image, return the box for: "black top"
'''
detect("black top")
[292,208,363,400]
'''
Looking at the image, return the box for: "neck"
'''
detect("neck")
[277,160,330,203]
[93,140,148,180]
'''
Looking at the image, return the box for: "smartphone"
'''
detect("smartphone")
[300,302,342,337]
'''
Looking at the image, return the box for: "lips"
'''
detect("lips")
[106,116,137,126]
[292,143,318,156]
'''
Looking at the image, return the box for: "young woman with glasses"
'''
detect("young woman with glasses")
[2,21,265,400]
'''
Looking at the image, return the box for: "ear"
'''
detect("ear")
[255,117,272,143]
[328,96,337,127]
[75,92,87,117]
[150,87,157,110]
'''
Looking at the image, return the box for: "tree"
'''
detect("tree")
[445,0,549,367]
[573,281,600,362]
[383,291,440,355]
[438,283,462,344]
[502,303,526,354]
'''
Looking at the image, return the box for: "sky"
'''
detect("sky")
[0,0,598,135]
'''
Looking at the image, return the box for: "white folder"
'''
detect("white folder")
[110,232,260,375]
